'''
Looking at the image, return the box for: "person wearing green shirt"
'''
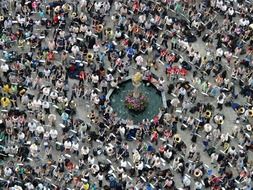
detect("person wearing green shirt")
[175,2,182,14]
[171,35,178,50]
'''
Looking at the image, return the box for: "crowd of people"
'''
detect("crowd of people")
[0,0,253,189]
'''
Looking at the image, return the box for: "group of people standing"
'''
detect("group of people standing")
[0,0,252,189]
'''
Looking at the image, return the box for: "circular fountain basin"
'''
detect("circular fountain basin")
[109,80,163,123]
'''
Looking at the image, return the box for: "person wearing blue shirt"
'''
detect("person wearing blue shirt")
[106,42,115,52]
[126,47,135,60]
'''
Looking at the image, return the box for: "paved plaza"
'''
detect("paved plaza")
[0,0,253,190]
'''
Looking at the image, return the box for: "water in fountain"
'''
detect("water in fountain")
[110,80,163,123]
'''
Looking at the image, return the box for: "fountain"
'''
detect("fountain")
[124,72,148,112]
[108,72,165,123]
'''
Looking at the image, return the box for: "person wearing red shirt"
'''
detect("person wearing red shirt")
[79,70,86,86]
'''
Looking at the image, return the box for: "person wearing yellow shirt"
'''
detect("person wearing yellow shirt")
[1,96,11,108]
[2,84,11,94]
[82,182,89,190]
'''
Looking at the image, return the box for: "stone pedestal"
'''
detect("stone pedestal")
[133,83,141,98]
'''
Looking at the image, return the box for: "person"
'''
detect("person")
[97,172,104,188]
[217,93,226,110]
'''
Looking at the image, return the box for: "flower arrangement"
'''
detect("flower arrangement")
[125,92,148,112]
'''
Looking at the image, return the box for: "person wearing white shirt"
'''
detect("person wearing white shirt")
[216,48,223,61]
[43,68,51,80]
[183,174,191,188]
[4,167,13,177]
[88,155,95,165]
[106,73,114,82]
[36,125,45,138]
[132,150,141,164]
[104,1,110,13]
[227,7,234,18]
[97,172,104,187]
[216,0,223,8]
[114,1,122,11]
[71,45,80,56]
[1,63,9,79]
[94,2,102,12]
[81,146,90,161]
[221,3,227,13]
[164,149,173,160]
[178,87,186,101]
[120,6,127,15]
[91,164,100,175]
[136,161,144,176]
[32,99,41,111]
[42,101,50,114]
[86,29,92,42]
[49,129,58,140]
[165,16,173,29]
[28,122,37,137]
[43,129,49,139]
[239,18,249,27]
[153,156,161,168]
[120,158,127,169]
[119,125,125,138]
[188,144,197,159]
[79,24,87,34]
[50,91,58,103]
[228,146,236,157]
[90,91,98,102]
[42,87,50,100]
[91,74,99,88]
[144,21,151,30]
[93,43,100,54]
[194,181,203,190]
[48,40,55,51]
[59,30,65,38]
[18,131,25,143]
[217,93,226,110]
[25,182,34,190]
[110,79,118,88]
[138,14,146,26]
[72,141,79,155]
[64,140,72,151]
[30,143,38,157]
[115,30,122,40]
[135,55,144,69]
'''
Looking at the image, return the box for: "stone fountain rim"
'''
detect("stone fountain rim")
[106,74,167,109]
